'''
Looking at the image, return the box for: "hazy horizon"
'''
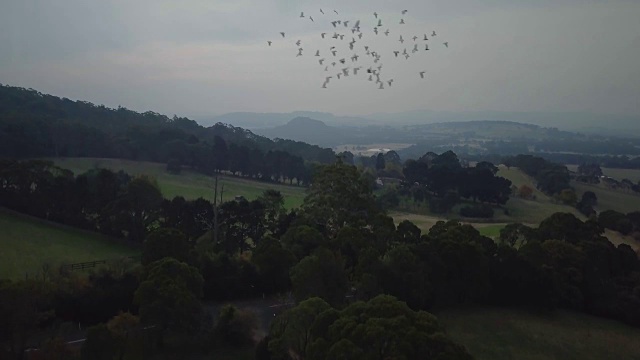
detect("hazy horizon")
[2,0,639,119]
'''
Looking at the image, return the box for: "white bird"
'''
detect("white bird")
[420,71,426,78]
[443,42,449,48]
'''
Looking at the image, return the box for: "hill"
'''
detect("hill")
[254,117,349,147]
[198,111,370,129]
[0,208,137,280]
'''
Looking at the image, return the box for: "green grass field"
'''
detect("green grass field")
[0,208,137,280]
[566,165,640,183]
[572,181,640,214]
[52,158,307,209]
[437,307,640,360]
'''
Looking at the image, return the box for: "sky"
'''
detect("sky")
[1,0,639,118]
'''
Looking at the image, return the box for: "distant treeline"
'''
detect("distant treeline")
[0,84,337,182]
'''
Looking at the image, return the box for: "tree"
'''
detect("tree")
[517,184,534,199]
[214,305,259,347]
[290,248,349,306]
[82,324,117,360]
[107,175,163,242]
[142,228,191,265]
[252,236,296,293]
[134,258,204,347]
[301,160,379,237]
[375,153,386,172]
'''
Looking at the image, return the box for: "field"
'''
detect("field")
[496,167,585,223]
[52,158,307,209]
[0,208,137,280]
[437,307,640,360]
[572,181,640,214]
[566,165,640,183]
[390,212,508,239]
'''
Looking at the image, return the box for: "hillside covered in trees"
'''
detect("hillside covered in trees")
[0,84,337,184]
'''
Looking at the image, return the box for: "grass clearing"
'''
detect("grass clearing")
[437,307,640,360]
[390,212,508,238]
[566,165,640,183]
[52,158,307,209]
[0,208,137,280]
[572,181,640,214]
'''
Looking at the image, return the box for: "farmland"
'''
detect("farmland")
[0,208,137,280]
[437,307,640,360]
[52,157,307,209]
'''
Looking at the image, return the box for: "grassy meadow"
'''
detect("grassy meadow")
[52,157,307,209]
[572,181,640,214]
[437,307,640,360]
[566,165,640,183]
[0,208,137,280]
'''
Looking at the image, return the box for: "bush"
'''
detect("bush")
[460,204,494,218]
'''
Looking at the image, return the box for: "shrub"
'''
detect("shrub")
[460,204,494,218]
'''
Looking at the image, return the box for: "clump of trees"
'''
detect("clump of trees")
[503,154,571,195]
[401,151,512,216]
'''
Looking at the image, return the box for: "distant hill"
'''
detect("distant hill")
[254,117,350,147]
[198,111,370,129]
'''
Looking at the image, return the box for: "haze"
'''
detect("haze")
[1,0,639,118]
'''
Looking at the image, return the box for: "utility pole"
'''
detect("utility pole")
[212,174,224,244]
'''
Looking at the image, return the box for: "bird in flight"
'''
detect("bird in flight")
[331,21,337,27]
[384,29,390,36]
[387,79,394,86]
[378,82,384,89]
[443,42,449,48]
[334,10,339,14]
[393,51,399,57]
[353,67,361,75]
[339,58,346,64]
[319,58,325,65]
[374,12,378,18]
[399,35,404,43]
[358,33,363,39]
[320,9,324,14]
[310,16,314,22]
[402,10,408,15]
[413,35,418,41]
[300,12,305,18]
[321,33,326,38]
[296,40,301,46]
[351,54,359,61]
[423,34,428,41]
[267,41,272,46]
[431,30,437,36]
[378,19,382,27]
[400,19,405,24]
[425,44,430,50]
[344,21,349,27]
[280,32,285,38]
[374,27,379,35]
[420,71,426,78]
[315,50,320,56]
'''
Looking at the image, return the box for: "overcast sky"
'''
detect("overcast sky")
[1,0,639,118]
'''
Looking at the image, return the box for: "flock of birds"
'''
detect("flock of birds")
[267,9,450,89]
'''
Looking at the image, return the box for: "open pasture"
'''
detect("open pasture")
[0,208,137,280]
[52,157,307,209]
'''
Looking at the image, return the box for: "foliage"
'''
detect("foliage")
[214,304,259,347]
[459,204,495,218]
[142,228,191,265]
[290,248,349,306]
